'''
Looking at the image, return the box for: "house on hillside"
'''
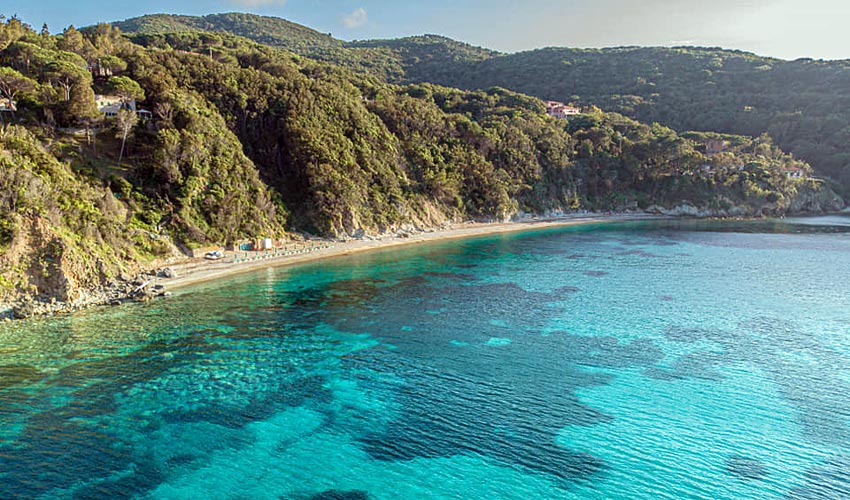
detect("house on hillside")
[783,166,805,179]
[95,95,137,118]
[705,138,728,156]
[545,100,581,119]
[0,98,17,113]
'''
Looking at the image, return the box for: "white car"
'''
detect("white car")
[204,250,225,261]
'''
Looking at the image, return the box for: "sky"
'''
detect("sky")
[3,0,849,60]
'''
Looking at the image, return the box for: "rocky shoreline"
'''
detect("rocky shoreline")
[0,268,179,321]
[0,214,638,322]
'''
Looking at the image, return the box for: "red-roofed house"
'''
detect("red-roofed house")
[545,100,581,119]
[783,166,805,179]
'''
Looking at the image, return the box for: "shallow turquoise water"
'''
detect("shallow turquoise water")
[2,217,850,499]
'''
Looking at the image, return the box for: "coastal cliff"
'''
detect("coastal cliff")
[647,182,844,218]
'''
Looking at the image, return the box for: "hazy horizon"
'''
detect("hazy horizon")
[3,0,849,61]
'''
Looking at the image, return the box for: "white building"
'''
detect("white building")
[545,100,581,119]
[95,95,136,118]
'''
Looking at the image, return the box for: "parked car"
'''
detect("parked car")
[204,250,225,261]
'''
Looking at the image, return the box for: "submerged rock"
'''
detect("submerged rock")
[309,490,370,500]
[0,364,42,389]
[726,455,768,481]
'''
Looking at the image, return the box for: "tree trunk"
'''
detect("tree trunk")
[118,129,128,166]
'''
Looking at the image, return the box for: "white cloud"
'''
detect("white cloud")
[341,7,368,29]
[229,0,286,6]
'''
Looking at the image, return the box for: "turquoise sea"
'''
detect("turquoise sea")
[2,217,850,499]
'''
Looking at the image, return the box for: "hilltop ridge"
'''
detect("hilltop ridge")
[114,13,341,51]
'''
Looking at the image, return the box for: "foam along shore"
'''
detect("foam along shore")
[154,213,664,293]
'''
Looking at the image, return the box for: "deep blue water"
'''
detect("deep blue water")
[2,217,850,499]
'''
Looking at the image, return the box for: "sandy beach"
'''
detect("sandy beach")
[154,213,662,292]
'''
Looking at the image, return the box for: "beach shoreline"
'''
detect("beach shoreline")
[0,212,667,321]
[155,213,665,293]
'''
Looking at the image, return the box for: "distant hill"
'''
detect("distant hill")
[114,14,497,83]
[347,35,495,83]
[114,13,411,79]
[113,13,341,53]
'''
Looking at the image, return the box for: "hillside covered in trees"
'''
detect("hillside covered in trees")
[0,14,841,307]
[114,14,850,194]
[385,46,850,194]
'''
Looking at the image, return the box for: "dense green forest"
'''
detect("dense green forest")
[388,46,850,194]
[0,14,840,305]
[114,14,850,193]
